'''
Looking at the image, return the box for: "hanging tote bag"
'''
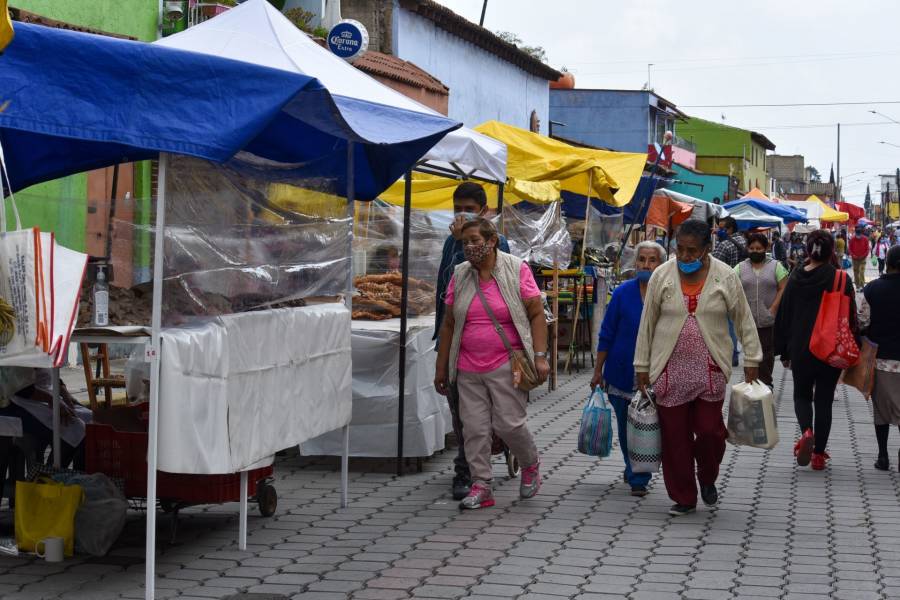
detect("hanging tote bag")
[809,270,860,370]
[577,388,613,457]
[626,390,661,473]
[15,479,84,557]
[726,381,779,449]
[841,337,878,399]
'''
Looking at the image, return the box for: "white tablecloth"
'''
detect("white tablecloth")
[300,316,452,458]
[158,304,352,474]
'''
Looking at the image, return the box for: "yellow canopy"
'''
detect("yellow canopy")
[380,120,647,210]
[808,195,849,223]
[0,0,14,53]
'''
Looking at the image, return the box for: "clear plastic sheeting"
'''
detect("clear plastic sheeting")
[350,201,444,319]
[161,154,350,326]
[497,202,573,268]
[584,206,625,251]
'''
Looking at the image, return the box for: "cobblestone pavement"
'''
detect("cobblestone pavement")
[2,361,899,600]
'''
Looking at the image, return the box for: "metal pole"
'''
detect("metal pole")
[396,170,413,476]
[341,424,349,508]
[239,471,248,550]
[145,153,168,600]
[837,123,841,204]
[51,368,60,469]
[479,0,488,26]
[497,182,505,235]
[346,142,355,310]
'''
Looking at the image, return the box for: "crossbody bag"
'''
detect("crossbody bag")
[472,273,542,391]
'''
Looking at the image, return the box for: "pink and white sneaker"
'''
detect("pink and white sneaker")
[459,482,494,509]
[519,461,541,499]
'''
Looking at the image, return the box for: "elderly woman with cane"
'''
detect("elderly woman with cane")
[635,219,762,516]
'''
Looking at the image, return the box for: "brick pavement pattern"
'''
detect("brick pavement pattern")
[2,361,899,600]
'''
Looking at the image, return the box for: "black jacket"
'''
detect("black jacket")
[863,273,900,361]
[774,263,857,364]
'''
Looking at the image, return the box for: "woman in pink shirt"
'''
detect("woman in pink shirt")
[434,219,549,509]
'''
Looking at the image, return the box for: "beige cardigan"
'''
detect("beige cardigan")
[634,257,762,384]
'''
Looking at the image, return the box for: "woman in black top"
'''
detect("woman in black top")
[863,245,900,471]
[775,230,858,471]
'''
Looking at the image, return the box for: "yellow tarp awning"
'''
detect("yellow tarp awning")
[380,120,647,211]
[808,195,849,223]
[0,0,13,54]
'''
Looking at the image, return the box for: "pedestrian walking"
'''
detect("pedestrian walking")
[634,219,762,516]
[590,240,666,497]
[835,230,847,266]
[863,246,900,471]
[735,233,788,388]
[771,230,788,270]
[788,233,807,272]
[775,230,859,471]
[849,226,871,289]
[434,218,549,509]
[434,182,511,500]
[713,216,746,366]
[873,235,891,276]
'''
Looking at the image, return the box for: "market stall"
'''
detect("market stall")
[781,195,849,229]
[724,198,809,230]
[0,20,460,599]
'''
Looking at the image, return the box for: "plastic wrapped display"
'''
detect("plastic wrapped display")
[159,154,350,326]
[726,381,779,449]
[351,201,444,320]
[496,202,572,268]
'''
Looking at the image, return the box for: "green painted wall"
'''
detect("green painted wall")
[13,0,159,41]
[8,1,158,260]
[679,117,772,194]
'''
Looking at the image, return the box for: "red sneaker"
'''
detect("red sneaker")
[794,428,814,467]
[811,452,830,471]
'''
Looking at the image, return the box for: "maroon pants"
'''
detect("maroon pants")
[657,399,727,507]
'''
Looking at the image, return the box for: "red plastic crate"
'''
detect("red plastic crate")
[85,420,272,504]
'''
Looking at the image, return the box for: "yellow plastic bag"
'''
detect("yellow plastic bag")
[0,0,14,54]
[15,479,84,557]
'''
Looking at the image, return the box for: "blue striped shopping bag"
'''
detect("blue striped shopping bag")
[577,388,613,458]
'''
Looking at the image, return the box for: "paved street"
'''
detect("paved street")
[2,359,899,600]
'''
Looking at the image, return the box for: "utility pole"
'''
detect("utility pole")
[479,0,488,26]
[836,123,841,205]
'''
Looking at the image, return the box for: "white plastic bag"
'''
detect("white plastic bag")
[627,390,661,473]
[68,473,127,557]
[727,381,779,449]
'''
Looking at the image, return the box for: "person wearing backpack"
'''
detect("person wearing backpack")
[775,230,859,471]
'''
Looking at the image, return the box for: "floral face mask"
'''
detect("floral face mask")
[464,242,492,264]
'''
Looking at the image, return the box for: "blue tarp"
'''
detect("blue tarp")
[0,23,461,199]
[723,199,808,223]
[561,175,666,224]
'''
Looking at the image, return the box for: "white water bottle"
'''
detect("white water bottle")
[93,265,109,327]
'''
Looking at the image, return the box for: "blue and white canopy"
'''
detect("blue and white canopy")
[0,21,461,199]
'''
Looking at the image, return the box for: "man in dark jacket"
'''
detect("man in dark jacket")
[434,182,509,500]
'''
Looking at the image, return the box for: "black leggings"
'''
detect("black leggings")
[792,358,842,454]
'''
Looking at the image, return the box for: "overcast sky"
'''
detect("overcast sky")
[436,0,900,205]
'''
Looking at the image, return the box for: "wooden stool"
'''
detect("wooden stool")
[79,343,126,410]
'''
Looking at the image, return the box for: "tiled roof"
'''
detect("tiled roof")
[353,51,449,95]
[397,0,561,81]
[9,7,136,39]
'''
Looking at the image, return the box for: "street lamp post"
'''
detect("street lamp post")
[870,110,900,126]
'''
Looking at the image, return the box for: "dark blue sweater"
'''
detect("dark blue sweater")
[597,278,644,393]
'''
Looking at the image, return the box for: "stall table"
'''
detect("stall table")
[301,316,451,460]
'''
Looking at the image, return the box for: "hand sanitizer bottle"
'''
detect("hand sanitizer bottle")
[93,265,109,327]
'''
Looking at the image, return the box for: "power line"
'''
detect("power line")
[565,50,900,67]
[682,101,900,108]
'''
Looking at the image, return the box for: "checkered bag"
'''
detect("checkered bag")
[627,390,661,473]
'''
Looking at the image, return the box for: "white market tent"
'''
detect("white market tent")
[156,0,507,183]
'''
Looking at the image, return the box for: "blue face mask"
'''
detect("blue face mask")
[635,270,652,282]
[716,228,729,240]
[678,259,703,274]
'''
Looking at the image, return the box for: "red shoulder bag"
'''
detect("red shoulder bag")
[809,270,860,369]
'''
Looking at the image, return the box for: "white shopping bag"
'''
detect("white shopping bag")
[726,381,779,449]
[0,140,87,367]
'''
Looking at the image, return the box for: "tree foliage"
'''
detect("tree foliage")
[494,30,548,63]
[806,166,822,183]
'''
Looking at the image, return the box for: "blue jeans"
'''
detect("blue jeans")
[609,394,651,488]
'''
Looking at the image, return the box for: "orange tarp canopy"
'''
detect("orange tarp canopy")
[646,194,693,231]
